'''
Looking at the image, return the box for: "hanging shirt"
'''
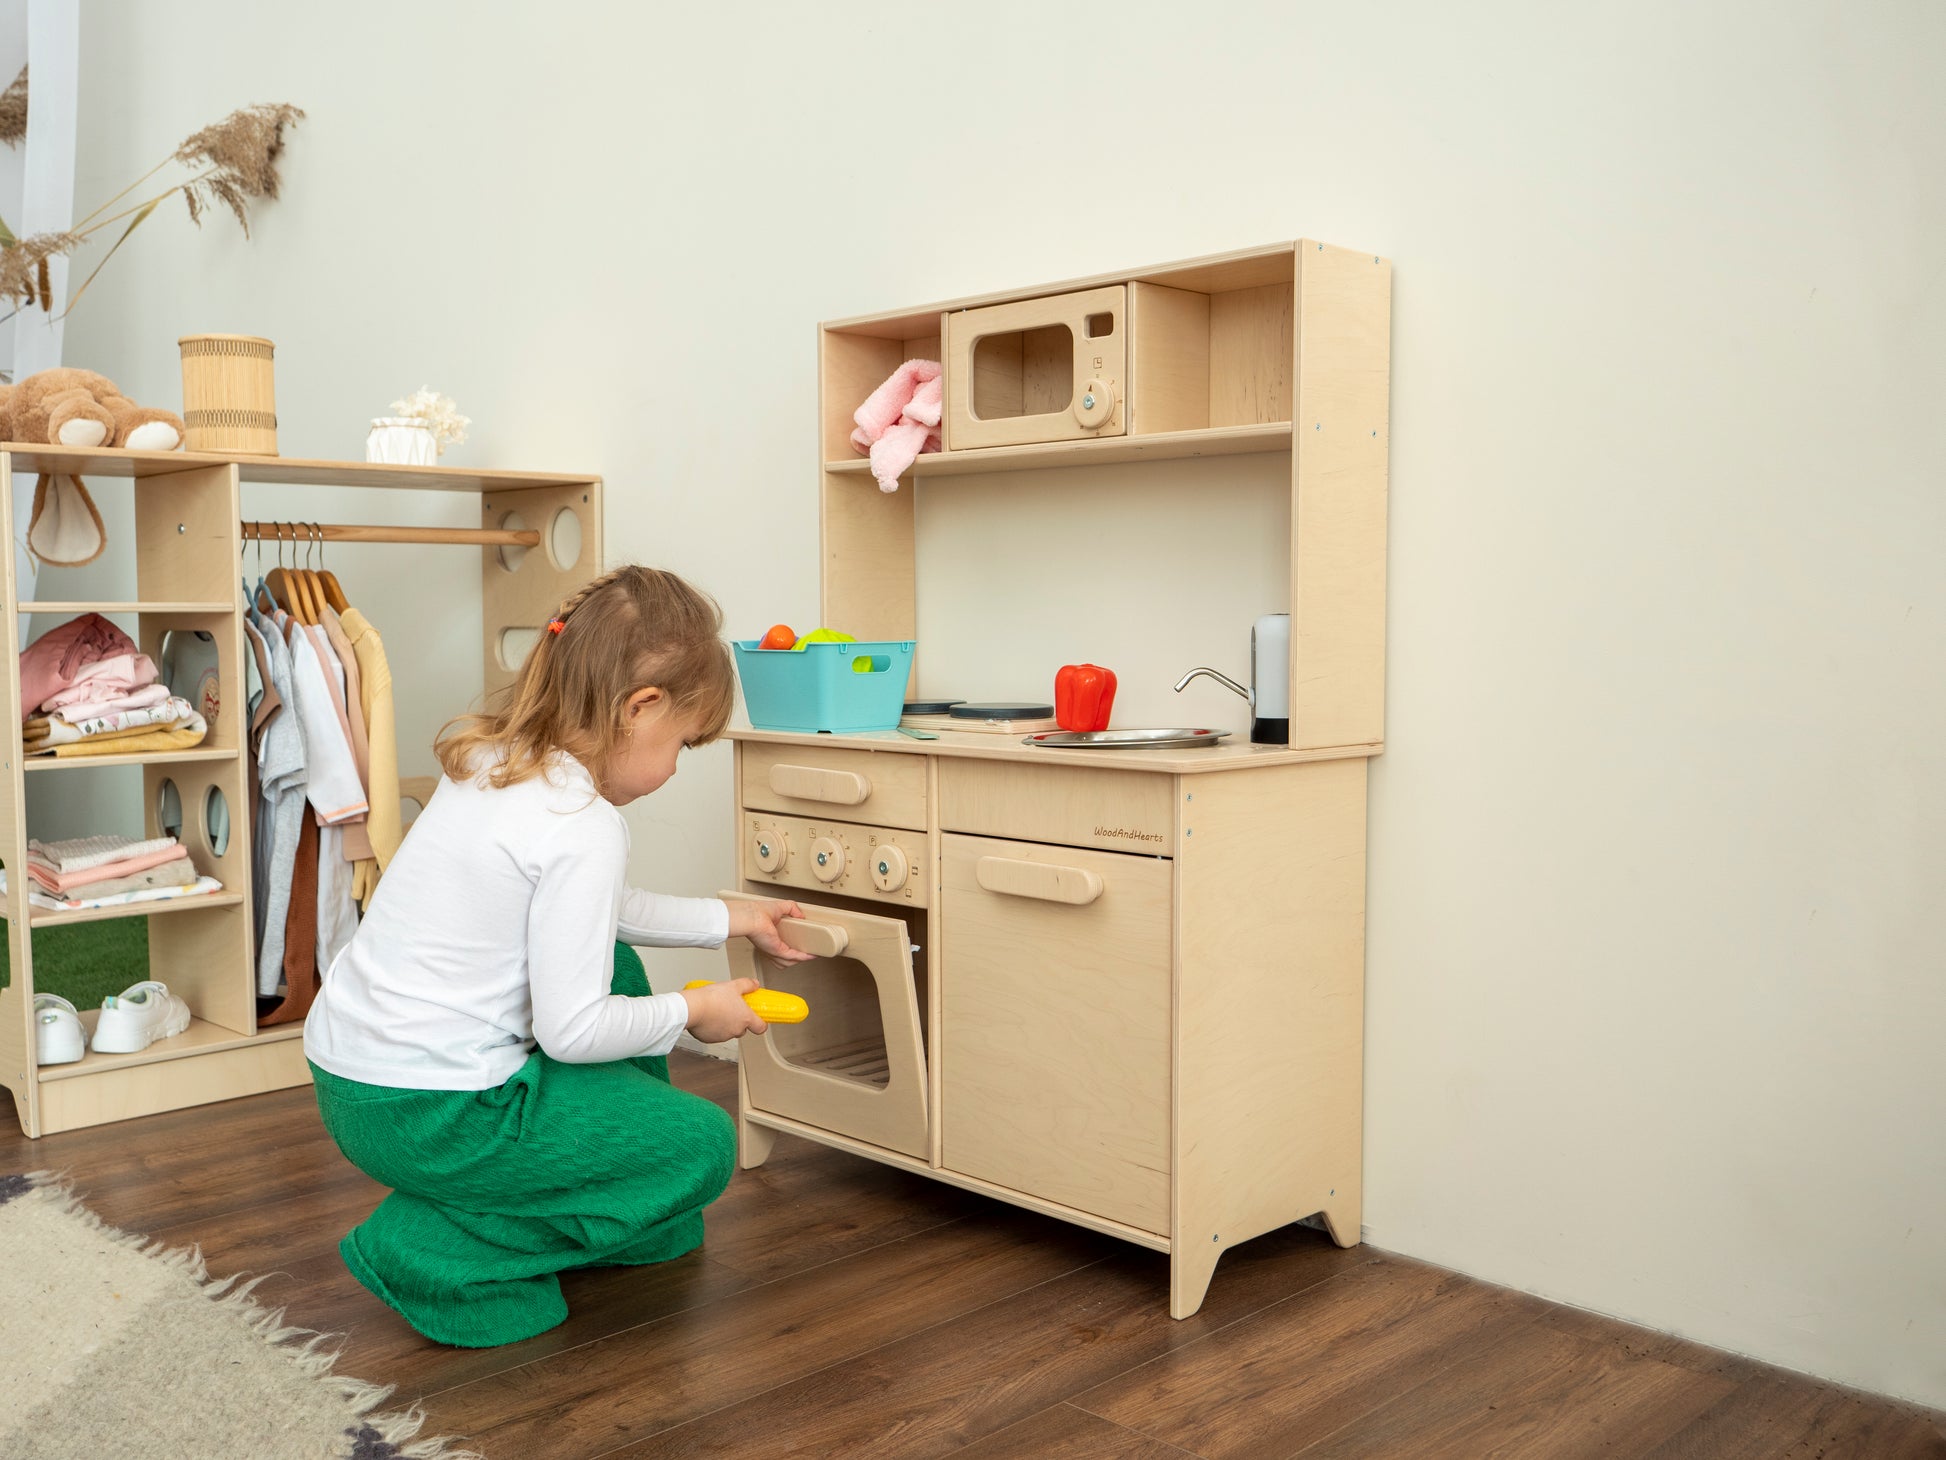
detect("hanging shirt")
[281,612,367,825]
[245,606,309,997]
[339,606,401,906]
[303,622,362,980]
[321,609,374,862]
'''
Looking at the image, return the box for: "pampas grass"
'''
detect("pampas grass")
[0,94,304,318]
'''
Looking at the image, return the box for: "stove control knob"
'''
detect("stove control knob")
[753,825,788,874]
[810,836,846,883]
[870,843,909,892]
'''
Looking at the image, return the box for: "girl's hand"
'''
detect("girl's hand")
[682,977,769,1043]
[728,898,816,965]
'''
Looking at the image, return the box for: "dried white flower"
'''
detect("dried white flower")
[389,387,470,454]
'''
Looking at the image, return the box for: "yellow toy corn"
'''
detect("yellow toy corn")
[682,980,808,1025]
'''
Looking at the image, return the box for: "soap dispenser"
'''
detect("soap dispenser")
[1173,613,1291,745]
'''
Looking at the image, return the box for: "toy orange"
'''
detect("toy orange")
[757,623,796,650]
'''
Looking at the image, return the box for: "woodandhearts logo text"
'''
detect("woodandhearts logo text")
[1095,826,1164,844]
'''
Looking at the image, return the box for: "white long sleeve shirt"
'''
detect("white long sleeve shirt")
[304,753,726,1090]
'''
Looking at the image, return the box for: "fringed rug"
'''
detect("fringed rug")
[0,1172,480,1460]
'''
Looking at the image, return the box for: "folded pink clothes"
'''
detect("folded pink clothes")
[26,842,189,894]
[39,653,163,715]
[18,614,139,722]
[850,359,942,493]
[40,854,199,900]
[29,834,179,874]
[47,682,172,723]
[23,697,196,748]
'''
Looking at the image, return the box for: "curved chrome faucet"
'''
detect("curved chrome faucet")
[1173,666,1252,706]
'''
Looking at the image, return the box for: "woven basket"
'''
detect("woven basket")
[178,334,278,455]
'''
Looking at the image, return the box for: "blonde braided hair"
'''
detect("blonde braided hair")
[436,564,736,794]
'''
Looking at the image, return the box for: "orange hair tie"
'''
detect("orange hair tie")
[547,619,566,634]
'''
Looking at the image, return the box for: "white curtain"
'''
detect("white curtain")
[2,0,78,639]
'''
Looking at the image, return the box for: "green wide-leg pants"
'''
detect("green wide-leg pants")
[310,943,732,1347]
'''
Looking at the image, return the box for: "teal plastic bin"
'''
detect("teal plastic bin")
[733,639,915,733]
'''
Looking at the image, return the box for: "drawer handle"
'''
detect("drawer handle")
[779,919,850,959]
[769,763,870,805]
[974,855,1103,907]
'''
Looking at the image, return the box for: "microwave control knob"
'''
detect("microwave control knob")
[810,836,846,883]
[870,843,909,892]
[1074,377,1116,430]
[753,825,788,874]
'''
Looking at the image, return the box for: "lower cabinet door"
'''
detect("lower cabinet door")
[723,894,928,1159]
[939,835,1173,1234]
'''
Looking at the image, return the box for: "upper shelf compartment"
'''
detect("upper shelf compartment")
[0,445,597,495]
[821,243,1297,477]
[823,422,1291,478]
[1126,262,1293,437]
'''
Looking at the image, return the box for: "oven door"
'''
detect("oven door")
[721,893,927,1159]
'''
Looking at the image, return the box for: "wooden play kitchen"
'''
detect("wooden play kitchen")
[724,241,1391,1317]
[0,443,600,1138]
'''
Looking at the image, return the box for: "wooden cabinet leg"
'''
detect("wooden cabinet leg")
[1170,1239,1222,1319]
[1320,1197,1362,1248]
[738,1108,776,1170]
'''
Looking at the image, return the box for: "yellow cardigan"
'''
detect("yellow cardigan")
[339,607,401,907]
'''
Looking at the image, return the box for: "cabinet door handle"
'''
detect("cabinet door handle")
[779,919,850,958]
[974,855,1103,907]
[769,763,870,805]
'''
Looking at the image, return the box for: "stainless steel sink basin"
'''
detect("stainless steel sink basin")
[1022,728,1230,750]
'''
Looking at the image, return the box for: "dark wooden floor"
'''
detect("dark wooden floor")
[5,1055,1941,1460]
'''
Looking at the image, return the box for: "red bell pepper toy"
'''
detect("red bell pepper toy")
[1055,663,1117,732]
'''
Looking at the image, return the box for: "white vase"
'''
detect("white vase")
[366,418,438,465]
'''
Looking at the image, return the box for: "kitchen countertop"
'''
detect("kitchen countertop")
[726,725,1382,774]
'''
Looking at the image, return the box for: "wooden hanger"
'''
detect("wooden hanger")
[266,524,318,624]
[295,523,329,622]
[311,524,351,615]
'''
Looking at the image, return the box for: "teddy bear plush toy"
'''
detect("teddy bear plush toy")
[0,367,185,451]
[0,368,187,566]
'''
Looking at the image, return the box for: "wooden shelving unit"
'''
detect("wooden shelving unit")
[23,748,239,772]
[21,892,249,931]
[19,602,237,615]
[821,421,1295,477]
[0,445,603,1137]
[726,240,1392,1320]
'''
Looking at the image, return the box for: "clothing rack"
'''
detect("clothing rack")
[2,445,603,1138]
[241,521,541,548]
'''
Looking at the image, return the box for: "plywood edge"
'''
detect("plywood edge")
[1173,760,1369,1261]
[1292,243,1392,751]
[821,241,1301,335]
[0,453,38,1136]
[0,445,600,492]
[35,1033,312,1135]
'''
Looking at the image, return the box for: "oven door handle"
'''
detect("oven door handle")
[777,918,851,959]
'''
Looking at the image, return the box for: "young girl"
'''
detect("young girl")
[304,565,807,1348]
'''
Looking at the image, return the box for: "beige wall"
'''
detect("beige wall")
[48,0,1945,1409]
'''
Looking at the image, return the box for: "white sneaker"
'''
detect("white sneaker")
[91,981,191,1055]
[33,993,85,1066]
